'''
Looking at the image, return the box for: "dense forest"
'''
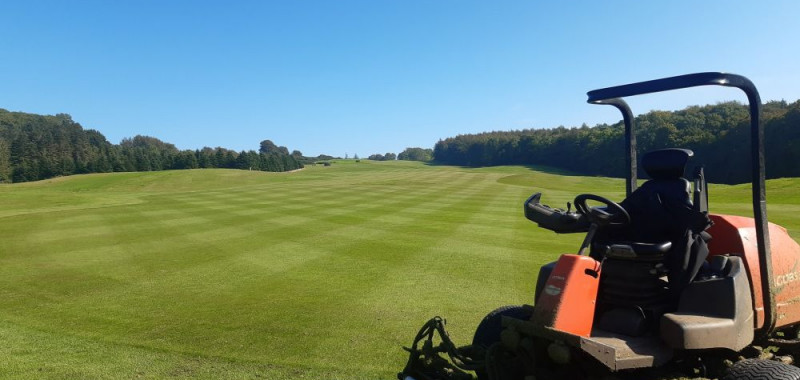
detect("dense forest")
[0,109,303,183]
[433,100,800,184]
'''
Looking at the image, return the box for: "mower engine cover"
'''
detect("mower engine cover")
[532,254,602,337]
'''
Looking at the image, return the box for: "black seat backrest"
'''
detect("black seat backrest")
[640,148,694,181]
[619,148,695,243]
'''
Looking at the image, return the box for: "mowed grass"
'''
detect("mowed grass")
[0,161,798,379]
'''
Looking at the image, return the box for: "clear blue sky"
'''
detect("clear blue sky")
[1,1,798,157]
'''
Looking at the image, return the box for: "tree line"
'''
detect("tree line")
[368,153,397,161]
[433,100,800,184]
[366,148,433,162]
[0,109,303,183]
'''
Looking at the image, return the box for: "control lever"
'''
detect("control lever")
[577,224,598,256]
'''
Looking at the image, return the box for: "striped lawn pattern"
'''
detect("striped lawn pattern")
[0,161,797,379]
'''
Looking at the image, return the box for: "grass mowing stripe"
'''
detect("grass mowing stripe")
[0,319,373,380]
[278,174,509,370]
[6,163,496,374]
[1,162,797,379]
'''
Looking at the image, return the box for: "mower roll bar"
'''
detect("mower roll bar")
[586,72,775,337]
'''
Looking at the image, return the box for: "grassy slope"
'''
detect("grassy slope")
[0,162,797,379]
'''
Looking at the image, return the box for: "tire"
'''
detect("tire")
[723,359,800,380]
[472,305,533,380]
[472,305,533,350]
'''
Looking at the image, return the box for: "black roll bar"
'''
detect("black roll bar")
[588,98,637,196]
[586,72,774,336]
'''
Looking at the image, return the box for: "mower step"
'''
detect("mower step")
[503,317,673,372]
[580,329,673,371]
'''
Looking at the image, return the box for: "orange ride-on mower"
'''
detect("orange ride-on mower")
[398,72,800,380]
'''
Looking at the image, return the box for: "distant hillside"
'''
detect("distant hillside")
[0,109,303,183]
[433,100,800,184]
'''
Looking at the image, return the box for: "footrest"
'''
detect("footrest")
[660,313,740,350]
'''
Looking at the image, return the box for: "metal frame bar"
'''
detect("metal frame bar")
[588,98,637,196]
[586,72,774,336]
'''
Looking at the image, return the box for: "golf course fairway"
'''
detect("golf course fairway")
[1,160,798,379]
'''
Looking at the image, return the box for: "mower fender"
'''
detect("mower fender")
[708,214,800,330]
[660,255,754,351]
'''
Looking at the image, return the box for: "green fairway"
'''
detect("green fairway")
[1,161,798,379]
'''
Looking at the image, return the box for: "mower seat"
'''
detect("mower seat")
[593,149,713,337]
[619,149,694,242]
[592,148,701,260]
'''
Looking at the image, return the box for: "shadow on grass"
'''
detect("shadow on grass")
[423,161,604,178]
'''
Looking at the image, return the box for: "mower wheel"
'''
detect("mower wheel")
[723,358,800,380]
[472,305,533,350]
[472,305,533,380]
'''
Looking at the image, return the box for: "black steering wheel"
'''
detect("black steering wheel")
[573,194,630,227]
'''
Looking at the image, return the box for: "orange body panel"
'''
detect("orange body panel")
[708,214,800,329]
[532,254,601,337]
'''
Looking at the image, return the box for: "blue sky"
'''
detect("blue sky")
[1,1,798,157]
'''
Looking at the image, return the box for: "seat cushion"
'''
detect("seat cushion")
[601,241,673,259]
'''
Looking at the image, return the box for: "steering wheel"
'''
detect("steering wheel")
[573,194,630,227]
